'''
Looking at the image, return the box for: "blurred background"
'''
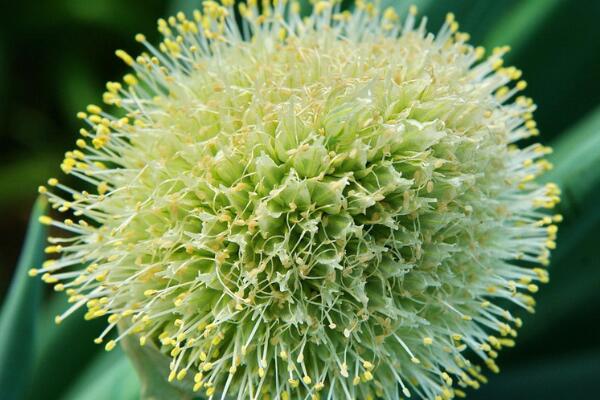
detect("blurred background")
[0,0,598,399]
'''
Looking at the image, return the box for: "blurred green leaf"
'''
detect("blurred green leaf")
[505,0,600,140]
[0,198,47,400]
[25,294,105,400]
[61,349,139,400]
[544,105,600,210]
[120,329,198,400]
[422,0,521,44]
[380,0,437,16]
[169,0,198,16]
[516,106,600,345]
[483,0,563,53]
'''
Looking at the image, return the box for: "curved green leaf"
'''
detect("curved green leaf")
[0,197,47,400]
[517,106,600,344]
[483,0,564,54]
[119,329,198,400]
[61,349,139,400]
[544,105,600,210]
[25,294,105,400]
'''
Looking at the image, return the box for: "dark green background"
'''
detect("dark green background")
[1,0,599,399]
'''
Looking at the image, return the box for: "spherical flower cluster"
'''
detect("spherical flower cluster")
[32,1,560,399]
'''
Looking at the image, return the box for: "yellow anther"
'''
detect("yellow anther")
[496,87,509,98]
[383,7,398,21]
[93,308,107,317]
[474,46,485,60]
[105,340,116,351]
[177,369,188,381]
[278,27,287,41]
[95,271,107,282]
[135,33,146,42]
[527,284,539,293]
[314,1,331,14]
[88,115,102,124]
[533,268,549,283]
[288,379,299,388]
[86,104,102,114]
[97,182,109,195]
[516,80,528,90]
[353,376,361,385]
[106,82,122,93]
[363,370,373,381]
[124,74,138,86]
[115,49,134,66]
[39,216,53,225]
[340,362,349,378]
[492,59,504,70]
[485,358,500,373]
[519,276,532,285]
[525,120,537,129]
[45,245,62,254]
[423,337,433,345]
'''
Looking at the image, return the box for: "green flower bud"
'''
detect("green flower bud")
[34,1,560,399]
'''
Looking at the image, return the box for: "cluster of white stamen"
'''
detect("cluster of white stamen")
[33,1,560,399]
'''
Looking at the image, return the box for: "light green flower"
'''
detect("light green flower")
[32,1,560,399]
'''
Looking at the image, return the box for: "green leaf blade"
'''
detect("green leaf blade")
[0,198,47,400]
[60,349,140,400]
